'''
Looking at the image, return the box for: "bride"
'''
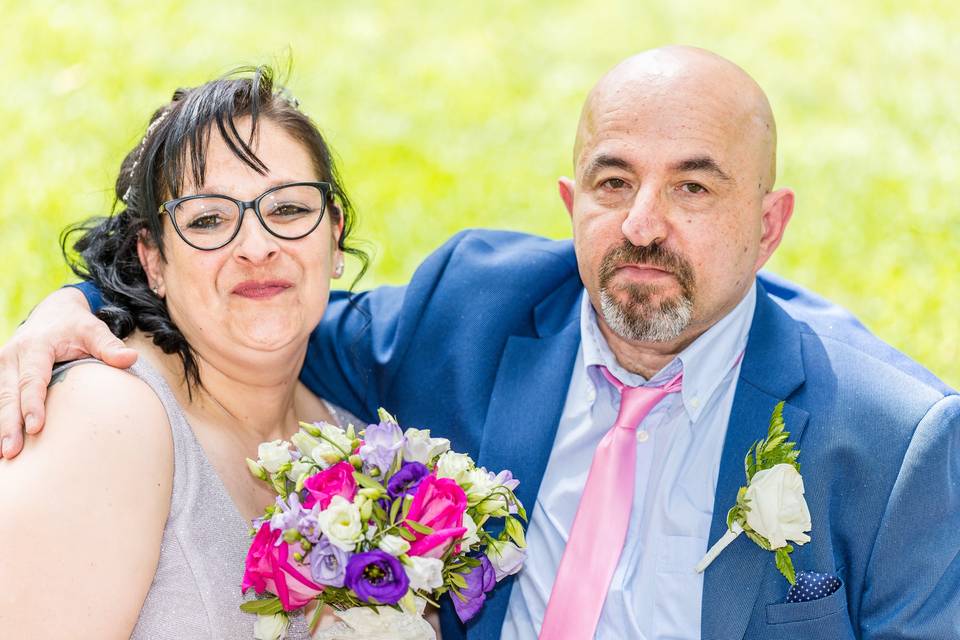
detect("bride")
[0,66,412,638]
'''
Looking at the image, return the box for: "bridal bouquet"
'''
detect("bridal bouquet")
[240,409,527,640]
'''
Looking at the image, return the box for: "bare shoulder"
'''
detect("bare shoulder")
[44,360,172,457]
[0,360,173,637]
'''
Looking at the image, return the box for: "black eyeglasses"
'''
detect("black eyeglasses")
[158,181,332,251]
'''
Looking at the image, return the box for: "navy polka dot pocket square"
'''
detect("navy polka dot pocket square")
[785,571,842,603]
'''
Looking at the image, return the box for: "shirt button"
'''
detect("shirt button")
[691,397,700,409]
[636,430,650,443]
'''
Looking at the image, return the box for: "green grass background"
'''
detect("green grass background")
[2,0,957,388]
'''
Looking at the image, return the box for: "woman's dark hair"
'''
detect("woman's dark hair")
[62,65,368,392]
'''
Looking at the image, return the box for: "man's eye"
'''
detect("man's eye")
[681,182,708,194]
[600,177,629,190]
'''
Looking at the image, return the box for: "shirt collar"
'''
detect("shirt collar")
[580,282,757,423]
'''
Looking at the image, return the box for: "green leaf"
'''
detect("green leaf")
[353,472,387,492]
[449,572,469,589]
[389,497,403,524]
[743,527,772,551]
[775,546,796,585]
[406,520,435,535]
[239,597,285,615]
[398,527,417,542]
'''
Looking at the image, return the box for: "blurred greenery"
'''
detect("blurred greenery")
[1,0,957,388]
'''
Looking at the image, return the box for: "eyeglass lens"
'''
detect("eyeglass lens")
[172,184,326,249]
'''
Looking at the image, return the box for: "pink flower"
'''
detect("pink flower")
[303,461,358,510]
[405,475,468,558]
[242,522,324,611]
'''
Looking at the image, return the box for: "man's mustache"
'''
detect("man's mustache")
[598,241,696,294]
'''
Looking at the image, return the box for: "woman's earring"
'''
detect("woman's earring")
[333,258,344,278]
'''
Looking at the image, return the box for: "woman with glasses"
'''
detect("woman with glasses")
[0,67,369,638]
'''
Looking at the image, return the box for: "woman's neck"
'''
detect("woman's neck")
[129,332,308,444]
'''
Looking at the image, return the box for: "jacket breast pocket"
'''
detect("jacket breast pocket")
[761,582,856,640]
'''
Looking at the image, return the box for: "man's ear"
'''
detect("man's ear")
[558,177,575,217]
[755,187,795,271]
[137,231,165,296]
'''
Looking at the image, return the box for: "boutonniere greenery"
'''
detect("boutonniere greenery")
[695,401,811,584]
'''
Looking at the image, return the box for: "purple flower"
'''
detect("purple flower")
[387,461,430,499]
[344,550,410,605]
[308,537,350,587]
[451,555,496,623]
[298,507,322,544]
[359,421,405,473]
[269,492,306,532]
[494,469,520,492]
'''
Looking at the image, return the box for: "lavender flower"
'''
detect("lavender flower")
[387,461,430,499]
[308,537,350,587]
[344,550,410,604]
[298,507,322,544]
[451,555,496,623]
[493,469,520,492]
[359,421,405,473]
[269,492,306,532]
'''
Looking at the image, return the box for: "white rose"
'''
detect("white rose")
[253,613,289,640]
[306,423,353,468]
[460,512,481,550]
[436,451,474,482]
[486,539,526,581]
[379,534,411,556]
[463,467,497,498]
[744,463,812,549]
[257,440,292,474]
[318,495,363,552]
[404,556,445,592]
[403,428,451,464]
[285,459,313,483]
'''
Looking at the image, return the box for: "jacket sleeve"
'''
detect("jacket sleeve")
[300,231,473,424]
[859,393,960,639]
[69,281,105,312]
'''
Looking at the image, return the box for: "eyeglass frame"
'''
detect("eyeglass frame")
[157,181,333,251]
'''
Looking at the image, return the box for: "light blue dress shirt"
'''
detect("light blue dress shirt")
[501,284,756,640]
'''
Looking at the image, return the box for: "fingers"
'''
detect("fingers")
[87,326,139,370]
[17,342,56,437]
[0,349,25,459]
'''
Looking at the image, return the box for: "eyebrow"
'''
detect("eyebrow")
[581,154,633,182]
[671,156,733,182]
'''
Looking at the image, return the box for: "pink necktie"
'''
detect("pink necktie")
[539,366,683,640]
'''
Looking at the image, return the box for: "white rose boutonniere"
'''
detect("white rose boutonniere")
[695,402,811,584]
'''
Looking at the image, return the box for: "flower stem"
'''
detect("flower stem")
[695,522,743,573]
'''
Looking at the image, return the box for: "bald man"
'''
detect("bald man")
[2,47,958,639]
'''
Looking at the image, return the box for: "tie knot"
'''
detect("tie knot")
[600,366,683,431]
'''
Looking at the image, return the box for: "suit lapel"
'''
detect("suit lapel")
[701,284,810,640]
[466,285,582,639]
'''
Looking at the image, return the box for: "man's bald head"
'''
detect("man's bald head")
[574,46,778,192]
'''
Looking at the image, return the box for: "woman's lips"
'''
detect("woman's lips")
[231,280,293,299]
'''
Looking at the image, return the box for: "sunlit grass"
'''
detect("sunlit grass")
[2,0,956,387]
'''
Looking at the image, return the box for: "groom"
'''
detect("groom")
[2,47,958,638]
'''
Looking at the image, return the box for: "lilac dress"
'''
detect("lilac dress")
[54,358,359,639]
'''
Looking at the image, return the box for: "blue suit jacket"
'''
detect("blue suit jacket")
[301,230,959,639]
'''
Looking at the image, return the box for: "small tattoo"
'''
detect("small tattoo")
[49,368,70,388]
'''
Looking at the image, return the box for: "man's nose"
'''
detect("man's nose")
[621,186,669,247]
[232,207,279,264]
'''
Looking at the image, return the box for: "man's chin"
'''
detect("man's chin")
[598,288,694,343]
